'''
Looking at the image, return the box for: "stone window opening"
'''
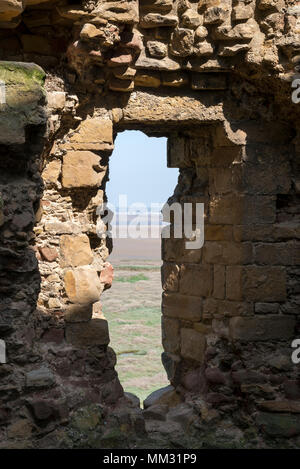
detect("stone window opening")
[101,129,178,404]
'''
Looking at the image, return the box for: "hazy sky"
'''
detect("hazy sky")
[106,130,179,209]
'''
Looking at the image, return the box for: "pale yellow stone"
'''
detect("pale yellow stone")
[42,159,61,184]
[62,151,105,188]
[60,234,93,268]
[64,267,102,304]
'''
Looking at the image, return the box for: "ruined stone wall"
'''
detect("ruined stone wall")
[0,0,299,449]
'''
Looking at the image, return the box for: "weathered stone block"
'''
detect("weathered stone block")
[209,195,276,225]
[226,266,286,302]
[42,159,61,184]
[65,319,109,347]
[60,234,93,268]
[180,264,213,297]
[109,77,134,92]
[64,303,93,323]
[135,71,161,87]
[203,241,253,265]
[63,118,113,151]
[242,266,286,302]
[162,234,202,263]
[64,266,101,304]
[229,316,295,341]
[167,136,191,168]
[254,242,298,265]
[62,151,106,188]
[161,71,189,87]
[162,292,202,321]
[218,300,253,317]
[181,328,206,362]
[205,224,232,241]
[209,168,232,194]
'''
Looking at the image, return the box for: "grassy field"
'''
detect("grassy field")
[101,262,169,403]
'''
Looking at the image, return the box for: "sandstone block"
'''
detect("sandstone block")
[226,266,287,302]
[62,151,105,189]
[109,77,134,92]
[242,266,286,302]
[205,224,232,241]
[217,300,253,317]
[64,267,101,304]
[167,136,190,168]
[162,235,202,263]
[209,195,276,225]
[254,242,297,265]
[60,234,93,268]
[64,304,93,323]
[180,264,213,297]
[65,319,109,347]
[113,66,136,80]
[64,118,113,151]
[108,53,133,67]
[135,71,161,87]
[181,328,206,362]
[162,292,202,321]
[203,241,253,265]
[161,71,189,87]
[135,49,181,70]
[229,316,296,341]
[42,159,61,184]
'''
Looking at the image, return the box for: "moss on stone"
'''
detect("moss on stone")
[0,61,45,88]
